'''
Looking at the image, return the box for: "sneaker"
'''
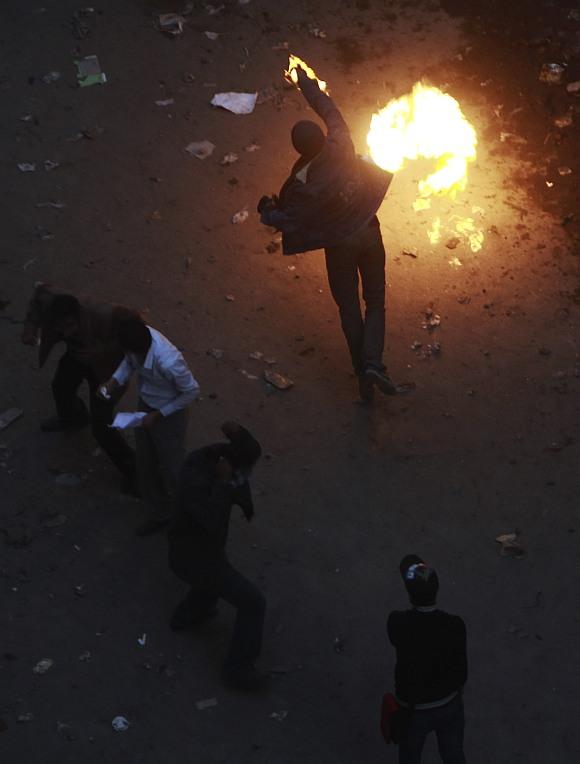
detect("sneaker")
[40,415,89,433]
[364,367,397,396]
[358,373,375,403]
[222,664,270,692]
[135,516,171,537]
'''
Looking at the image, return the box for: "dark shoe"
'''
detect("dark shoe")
[135,517,170,537]
[170,606,218,632]
[40,414,89,433]
[364,367,397,396]
[358,373,375,403]
[222,664,270,692]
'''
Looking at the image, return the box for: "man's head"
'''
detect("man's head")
[48,294,81,338]
[116,317,152,356]
[221,421,262,478]
[291,120,325,159]
[399,554,439,607]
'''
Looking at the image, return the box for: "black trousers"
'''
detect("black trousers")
[398,694,466,764]
[324,216,386,375]
[173,560,266,669]
[52,352,135,477]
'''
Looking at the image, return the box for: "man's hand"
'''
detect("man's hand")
[257,195,276,214]
[98,378,119,400]
[142,410,162,430]
[295,65,311,86]
[216,456,234,483]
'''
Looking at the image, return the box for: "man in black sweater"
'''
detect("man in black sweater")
[387,555,467,763]
[258,65,396,403]
[168,422,267,691]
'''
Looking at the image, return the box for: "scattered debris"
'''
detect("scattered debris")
[17,163,36,173]
[36,201,66,209]
[33,659,54,675]
[196,697,218,711]
[75,55,106,87]
[558,166,572,176]
[249,351,263,360]
[495,532,525,559]
[554,114,573,128]
[308,23,327,38]
[449,256,462,268]
[206,4,225,15]
[42,71,61,84]
[231,209,249,224]
[182,72,196,83]
[111,716,130,732]
[211,92,258,115]
[395,381,416,394]
[204,31,219,40]
[421,310,440,331]
[566,81,580,94]
[257,85,283,107]
[445,237,460,250]
[207,348,224,359]
[17,713,34,723]
[538,63,566,84]
[185,140,215,160]
[137,633,147,646]
[44,160,59,172]
[158,13,185,36]
[402,247,418,258]
[264,370,294,390]
[245,142,260,152]
[111,412,147,430]
[225,294,235,301]
[0,408,23,431]
[270,710,288,722]
[499,131,527,144]
[220,152,238,165]
[333,636,345,654]
[272,41,289,51]
[74,584,86,597]
[240,369,259,380]
[78,651,92,662]
[43,514,68,528]
[155,98,174,106]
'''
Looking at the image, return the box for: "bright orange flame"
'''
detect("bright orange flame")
[285,54,327,93]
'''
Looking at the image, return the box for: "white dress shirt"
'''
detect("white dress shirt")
[112,326,200,417]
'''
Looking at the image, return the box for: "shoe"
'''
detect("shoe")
[170,606,218,632]
[40,415,89,433]
[135,516,170,537]
[364,367,397,396]
[222,664,270,692]
[358,373,375,403]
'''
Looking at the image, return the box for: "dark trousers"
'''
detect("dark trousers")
[324,216,386,375]
[174,560,266,669]
[52,352,135,477]
[399,694,466,764]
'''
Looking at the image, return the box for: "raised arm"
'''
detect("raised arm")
[296,67,352,149]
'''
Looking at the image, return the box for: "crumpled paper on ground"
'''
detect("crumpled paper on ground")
[110,412,147,430]
[211,91,257,114]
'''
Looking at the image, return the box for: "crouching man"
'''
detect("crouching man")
[168,422,268,691]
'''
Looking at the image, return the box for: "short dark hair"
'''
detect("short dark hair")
[225,423,262,470]
[49,294,81,321]
[116,317,151,354]
[291,120,325,158]
[399,554,439,606]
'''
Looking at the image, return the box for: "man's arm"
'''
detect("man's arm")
[159,354,200,417]
[296,68,353,150]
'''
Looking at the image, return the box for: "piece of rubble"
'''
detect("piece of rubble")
[538,63,566,84]
[42,71,61,84]
[111,716,130,732]
[185,140,215,160]
[270,710,288,722]
[231,209,248,224]
[402,247,418,258]
[196,697,218,710]
[495,532,525,558]
[421,310,441,330]
[17,163,36,173]
[445,237,460,249]
[33,659,54,675]
[220,152,238,165]
[263,370,294,390]
[158,13,185,36]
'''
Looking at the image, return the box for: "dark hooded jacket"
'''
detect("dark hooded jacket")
[260,76,393,254]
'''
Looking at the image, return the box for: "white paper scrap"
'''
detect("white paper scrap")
[110,412,147,430]
[211,91,257,115]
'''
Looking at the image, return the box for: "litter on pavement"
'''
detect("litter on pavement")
[495,532,525,558]
[158,13,185,36]
[231,209,249,224]
[111,716,130,732]
[185,140,215,160]
[110,412,147,429]
[220,152,238,165]
[538,63,566,84]
[264,370,294,390]
[75,55,106,87]
[33,658,54,674]
[211,92,258,114]
[17,163,36,172]
[196,697,218,710]
[42,71,61,84]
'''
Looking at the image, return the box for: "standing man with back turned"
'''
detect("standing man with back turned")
[258,65,395,402]
[388,555,468,764]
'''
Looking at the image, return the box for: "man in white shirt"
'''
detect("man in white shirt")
[102,318,200,535]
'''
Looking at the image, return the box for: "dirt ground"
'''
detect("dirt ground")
[1,0,579,762]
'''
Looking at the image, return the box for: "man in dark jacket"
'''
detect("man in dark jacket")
[21,283,137,489]
[168,422,267,691]
[387,555,467,763]
[258,65,395,402]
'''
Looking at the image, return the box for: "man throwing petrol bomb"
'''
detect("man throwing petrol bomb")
[258,64,395,402]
